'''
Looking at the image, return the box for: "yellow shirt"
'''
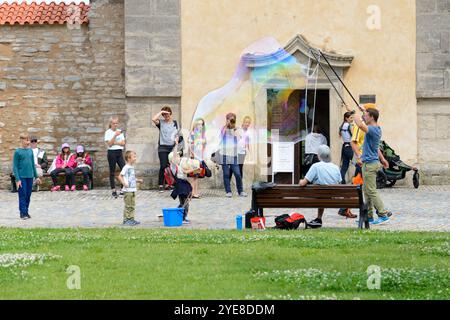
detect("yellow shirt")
[351,126,365,153]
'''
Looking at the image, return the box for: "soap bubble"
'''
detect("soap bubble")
[190,37,318,174]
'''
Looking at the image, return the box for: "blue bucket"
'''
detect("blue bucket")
[162,208,184,227]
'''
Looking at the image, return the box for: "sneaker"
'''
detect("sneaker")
[65,185,70,191]
[225,192,232,198]
[380,211,393,218]
[51,185,60,192]
[307,218,322,229]
[239,192,248,197]
[123,219,140,226]
[338,208,357,219]
[21,215,30,220]
[83,185,89,191]
[159,186,164,193]
[183,219,190,225]
[71,185,76,191]
[372,215,390,225]
[119,191,124,196]
[112,191,118,198]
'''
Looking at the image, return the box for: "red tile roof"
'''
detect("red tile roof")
[0,2,90,25]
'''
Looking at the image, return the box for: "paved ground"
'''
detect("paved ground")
[0,185,449,231]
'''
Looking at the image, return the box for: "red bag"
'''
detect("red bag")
[250,217,266,230]
[274,213,306,230]
[164,166,176,187]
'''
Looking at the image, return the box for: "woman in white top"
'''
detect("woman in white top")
[104,116,126,198]
[188,118,206,198]
[237,116,251,178]
[339,111,355,183]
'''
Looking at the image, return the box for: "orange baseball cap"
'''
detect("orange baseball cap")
[363,103,377,110]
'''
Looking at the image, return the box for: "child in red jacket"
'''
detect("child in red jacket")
[70,145,93,191]
[50,143,76,191]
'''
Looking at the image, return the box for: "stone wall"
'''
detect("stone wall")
[0,0,125,189]
[417,99,450,184]
[416,0,450,184]
[124,0,181,185]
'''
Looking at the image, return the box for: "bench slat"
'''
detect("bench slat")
[256,199,359,208]
[255,192,358,199]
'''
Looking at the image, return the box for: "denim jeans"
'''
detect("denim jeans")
[340,143,353,183]
[221,156,243,194]
[18,178,33,217]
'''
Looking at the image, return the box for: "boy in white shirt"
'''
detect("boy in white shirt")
[118,150,143,226]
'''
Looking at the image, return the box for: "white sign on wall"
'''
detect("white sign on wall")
[272,142,295,173]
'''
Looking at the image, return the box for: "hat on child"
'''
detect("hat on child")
[76,145,84,153]
[61,143,70,151]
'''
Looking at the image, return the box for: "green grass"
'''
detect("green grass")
[0,228,448,300]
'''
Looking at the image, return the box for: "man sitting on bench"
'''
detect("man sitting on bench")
[299,145,342,228]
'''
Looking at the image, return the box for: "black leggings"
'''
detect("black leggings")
[107,149,125,189]
[158,149,172,186]
[73,166,91,185]
[51,168,74,186]
[179,195,189,220]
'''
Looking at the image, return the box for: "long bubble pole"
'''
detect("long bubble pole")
[309,49,348,108]
[317,50,364,112]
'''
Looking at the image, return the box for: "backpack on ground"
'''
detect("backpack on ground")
[274,213,306,230]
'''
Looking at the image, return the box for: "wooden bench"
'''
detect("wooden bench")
[10,157,95,192]
[251,184,369,229]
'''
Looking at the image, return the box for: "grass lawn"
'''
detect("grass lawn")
[0,227,448,300]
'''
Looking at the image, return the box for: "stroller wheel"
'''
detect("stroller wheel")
[413,171,420,189]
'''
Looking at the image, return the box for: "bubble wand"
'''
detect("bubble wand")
[309,49,350,111]
[317,49,365,113]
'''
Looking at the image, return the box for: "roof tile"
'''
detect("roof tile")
[0,2,90,25]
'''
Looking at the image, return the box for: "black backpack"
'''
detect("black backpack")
[274,213,306,230]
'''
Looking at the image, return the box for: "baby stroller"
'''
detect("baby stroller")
[376,140,419,189]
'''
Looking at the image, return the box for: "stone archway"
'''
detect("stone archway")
[245,34,354,183]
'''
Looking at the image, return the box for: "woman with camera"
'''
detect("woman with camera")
[152,106,180,192]
[219,113,247,198]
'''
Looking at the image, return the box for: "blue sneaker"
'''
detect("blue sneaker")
[372,215,390,225]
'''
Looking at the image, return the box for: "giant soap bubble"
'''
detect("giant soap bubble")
[190,37,317,176]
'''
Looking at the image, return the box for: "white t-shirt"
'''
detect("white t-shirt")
[305,133,327,154]
[104,129,125,150]
[120,164,137,192]
[171,163,186,180]
[237,128,251,155]
[341,123,352,143]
